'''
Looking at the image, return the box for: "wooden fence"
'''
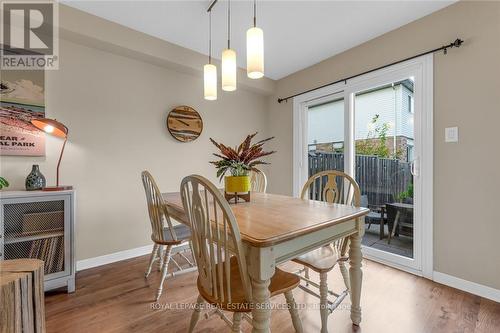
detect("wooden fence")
[308,152,412,206]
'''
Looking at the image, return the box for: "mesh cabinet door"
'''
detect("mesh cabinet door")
[2,196,71,278]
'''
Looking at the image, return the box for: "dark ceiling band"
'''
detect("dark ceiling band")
[277,38,464,104]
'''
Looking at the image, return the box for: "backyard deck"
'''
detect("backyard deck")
[362,224,413,258]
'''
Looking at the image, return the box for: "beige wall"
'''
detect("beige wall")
[1,9,271,261]
[266,0,500,290]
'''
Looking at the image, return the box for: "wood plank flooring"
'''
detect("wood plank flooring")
[45,253,500,332]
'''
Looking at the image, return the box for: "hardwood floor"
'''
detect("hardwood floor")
[45,253,500,333]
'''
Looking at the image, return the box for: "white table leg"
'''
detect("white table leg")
[349,230,363,326]
[247,246,275,333]
[251,277,272,333]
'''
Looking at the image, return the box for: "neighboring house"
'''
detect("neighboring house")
[308,79,414,161]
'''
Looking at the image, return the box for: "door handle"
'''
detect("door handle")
[410,158,419,177]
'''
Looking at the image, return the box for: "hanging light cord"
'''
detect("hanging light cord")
[227,0,231,49]
[253,0,256,27]
[208,11,212,63]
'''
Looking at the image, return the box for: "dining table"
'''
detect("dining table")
[162,191,369,333]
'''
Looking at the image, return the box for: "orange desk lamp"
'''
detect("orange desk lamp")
[31,118,72,191]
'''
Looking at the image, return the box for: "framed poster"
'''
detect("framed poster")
[0,70,45,156]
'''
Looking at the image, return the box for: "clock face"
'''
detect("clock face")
[166,106,203,142]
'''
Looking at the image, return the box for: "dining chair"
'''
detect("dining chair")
[180,175,303,333]
[294,170,361,333]
[141,171,195,301]
[250,169,267,193]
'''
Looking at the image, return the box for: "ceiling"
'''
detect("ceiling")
[62,1,455,80]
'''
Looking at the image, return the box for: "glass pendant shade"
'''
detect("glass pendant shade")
[246,27,264,79]
[204,64,217,100]
[221,48,237,91]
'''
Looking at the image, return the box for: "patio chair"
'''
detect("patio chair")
[361,195,387,239]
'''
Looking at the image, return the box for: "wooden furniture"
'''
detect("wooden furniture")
[141,171,196,301]
[250,169,267,193]
[386,202,414,244]
[180,175,303,332]
[0,259,45,333]
[224,191,251,204]
[163,186,368,333]
[0,190,75,292]
[293,170,361,332]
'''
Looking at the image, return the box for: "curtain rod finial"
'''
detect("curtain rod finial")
[454,38,464,47]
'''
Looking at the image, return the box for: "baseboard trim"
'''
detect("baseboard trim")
[433,271,500,303]
[76,243,190,272]
[76,244,155,271]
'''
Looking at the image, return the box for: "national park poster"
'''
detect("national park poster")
[0,70,45,156]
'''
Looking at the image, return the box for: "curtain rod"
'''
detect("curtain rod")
[207,0,219,12]
[277,38,464,104]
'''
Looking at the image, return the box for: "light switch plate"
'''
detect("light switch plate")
[445,127,459,143]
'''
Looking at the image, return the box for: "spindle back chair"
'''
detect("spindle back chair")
[181,175,303,332]
[250,169,268,193]
[141,171,194,301]
[294,170,361,333]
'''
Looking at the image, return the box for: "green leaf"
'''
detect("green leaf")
[0,177,9,188]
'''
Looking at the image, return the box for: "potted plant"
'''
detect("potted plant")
[210,133,275,201]
[397,182,413,204]
[0,177,9,190]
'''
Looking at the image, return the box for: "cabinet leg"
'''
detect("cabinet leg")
[67,278,75,293]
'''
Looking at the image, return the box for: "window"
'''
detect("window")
[408,95,414,113]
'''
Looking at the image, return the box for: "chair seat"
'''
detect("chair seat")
[292,244,344,273]
[367,211,385,219]
[198,256,300,312]
[153,224,191,245]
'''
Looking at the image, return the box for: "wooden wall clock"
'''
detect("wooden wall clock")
[166,106,203,142]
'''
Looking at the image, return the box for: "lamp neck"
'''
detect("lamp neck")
[56,137,67,187]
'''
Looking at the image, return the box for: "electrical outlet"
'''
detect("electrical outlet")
[445,127,459,143]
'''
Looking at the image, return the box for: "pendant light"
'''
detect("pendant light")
[204,11,217,100]
[246,0,264,79]
[221,0,237,91]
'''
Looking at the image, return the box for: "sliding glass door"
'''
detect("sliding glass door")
[295,55,433,276]
[354,78,416,265]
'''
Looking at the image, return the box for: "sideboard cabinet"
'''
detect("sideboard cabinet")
[0,190,75,292]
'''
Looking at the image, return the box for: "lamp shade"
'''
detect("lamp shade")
[31,118,68,138]
[246,27,264,79]
[204,63,217,100]
[221,48,237,91]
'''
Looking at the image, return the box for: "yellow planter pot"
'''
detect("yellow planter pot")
[225,175,251,193]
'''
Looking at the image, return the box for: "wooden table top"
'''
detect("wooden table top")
[163,192,369,247]
[385,202,414,209]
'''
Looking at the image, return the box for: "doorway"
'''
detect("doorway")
[293,55,433,277]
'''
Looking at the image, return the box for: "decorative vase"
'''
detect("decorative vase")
[25,165,46,191]
[225,175,251,193]
[224,175,251,204]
